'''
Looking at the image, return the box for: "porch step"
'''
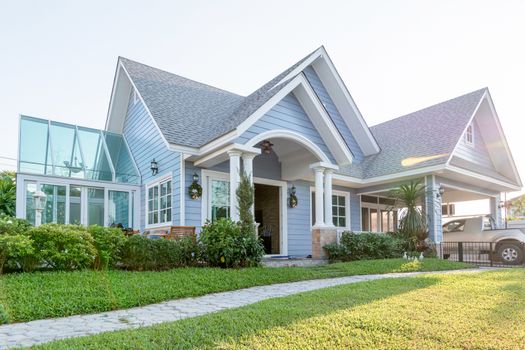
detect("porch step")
[261,257,328,268]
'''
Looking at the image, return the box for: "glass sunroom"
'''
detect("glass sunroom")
[16,116,141,228]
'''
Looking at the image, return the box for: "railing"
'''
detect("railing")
[441,241,525,267]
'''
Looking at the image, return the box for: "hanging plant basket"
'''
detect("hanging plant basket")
[289,193,298,208]
[188,182,202,199]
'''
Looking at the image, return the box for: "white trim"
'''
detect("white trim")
[180,156,185,226]
[194,143,261,168]
[445,165,521,191]
[144,173,173,229]
[246,130,332,164]
[309,187,351,233]
[332,164,446,186]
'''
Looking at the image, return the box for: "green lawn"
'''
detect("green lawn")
[35,268,525,350]
[0,258,470,323]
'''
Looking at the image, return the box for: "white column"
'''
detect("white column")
[242,153,256,185]
[313,166,325,227]
[228,150,242,222]
[324,169,334,227]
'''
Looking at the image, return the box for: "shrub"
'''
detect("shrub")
[199,218,264,268]
[0,215,31,236]
[120,235,198,271]
[88,226,127,270]
[324,232,406,262]
[28,224,96,270]
[0,234,34,273]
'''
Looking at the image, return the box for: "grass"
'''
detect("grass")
[0,258,471,323]
[35,269,525,350]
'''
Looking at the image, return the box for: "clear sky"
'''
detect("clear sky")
[1,0,524,201]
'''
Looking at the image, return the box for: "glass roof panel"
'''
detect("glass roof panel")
[49,122,84,179]
[19,117,52,175]
[77,127,113,182]
[18,116,139,184]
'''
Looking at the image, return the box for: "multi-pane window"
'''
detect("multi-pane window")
[465,124,474,145]
[332,195,346,228]
[311,191,348,228]
[211,179,230,221]
[147,179,172,226]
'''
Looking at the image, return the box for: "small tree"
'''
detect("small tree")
[236,170,255,235]
[388,180,428,251]
[0,172,16,217]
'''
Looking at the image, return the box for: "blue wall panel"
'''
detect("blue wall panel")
[303,66,364,162]
[122,91,180,231]
[236,94,336,164]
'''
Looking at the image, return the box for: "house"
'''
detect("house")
[15,46,522,258]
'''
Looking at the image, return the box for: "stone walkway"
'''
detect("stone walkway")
[0,268,489,349]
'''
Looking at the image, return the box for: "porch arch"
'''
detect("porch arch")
[245,129,331,164]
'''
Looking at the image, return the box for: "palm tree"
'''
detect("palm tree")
[0,171,16,217]
[388,180,428,251]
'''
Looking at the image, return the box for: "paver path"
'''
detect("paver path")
[0,268,490,349]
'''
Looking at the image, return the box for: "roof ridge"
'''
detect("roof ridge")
[119,56,243,97]
[371,87,487,129]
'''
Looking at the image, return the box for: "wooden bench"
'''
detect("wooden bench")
[165,226,197,241]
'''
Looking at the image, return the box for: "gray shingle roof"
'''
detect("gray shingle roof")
[120,48,318,148]
[338,88,487,179]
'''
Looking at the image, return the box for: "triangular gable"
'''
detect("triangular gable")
[448,90,522,187]
[235,72,354,165]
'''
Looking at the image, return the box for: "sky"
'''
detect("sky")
[1,0,524,206]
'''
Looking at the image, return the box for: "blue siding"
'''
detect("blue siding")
[236,94,336,164]
[454,120,495,169]
[303,66,364,162]
[122,91,181,231]
[184,162,202,230]
[425,175,443,242]
[287,180,312,256]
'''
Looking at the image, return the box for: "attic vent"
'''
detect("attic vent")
[465,124,474,146]
[132,90,139,105]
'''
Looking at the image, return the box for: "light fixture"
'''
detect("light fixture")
[436,185,445,198]
[498,201,505,209]
[192,172,199,182]
[261,140,274,154]
[289,185,298,208]
[33,190,47,227]
[150,159,158,176]
[64,156,84,173]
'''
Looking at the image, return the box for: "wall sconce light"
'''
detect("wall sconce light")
[189,172,202,199]
[436,185,445,198]
[150,159,158,176]
[192,172,199,182]
[498,201,505,209]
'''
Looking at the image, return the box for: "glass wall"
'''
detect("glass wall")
[87,188,105,226]
[18,116,139,184]
[109,191,130,228]
[23,180,135,228]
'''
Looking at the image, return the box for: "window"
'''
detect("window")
[87,188,105,226]
[310,190,349,228]
[211,179,230,221]
[108,190,130,228]
[147,178,172,226]
[465,124,474,145]
[41,184,67,224]
[442,203,455,216]
[361,195,398,232]
[332,195,347,228]
[443,220,465,233]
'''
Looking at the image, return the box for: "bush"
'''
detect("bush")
[324,232,407,262]
[0,234,35,273]
[120,235,198,271]
[88,226,127,270]
[28,224,96,270]
[199,218,264,268]
[0,215,31,236]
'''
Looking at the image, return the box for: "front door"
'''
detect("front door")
[254,183,280,254]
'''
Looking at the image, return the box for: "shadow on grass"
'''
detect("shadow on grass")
[36,276,441,349]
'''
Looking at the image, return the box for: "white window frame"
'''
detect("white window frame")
[465,124,474,146]
[360,195,398,233]
[145,173,172,229]
[17,173,139,228]
[309,187,350,233]
[201,170,230,225]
